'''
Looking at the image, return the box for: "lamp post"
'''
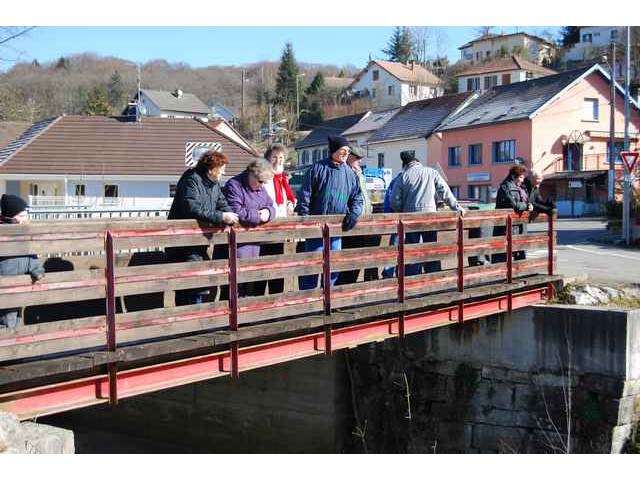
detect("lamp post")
[296,73,306,131]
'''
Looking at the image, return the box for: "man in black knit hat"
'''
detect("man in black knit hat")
[0,194,45,328]
[297,135,364,289]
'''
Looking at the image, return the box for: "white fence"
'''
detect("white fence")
[28,195,173,210]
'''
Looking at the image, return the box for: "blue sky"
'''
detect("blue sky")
[4,26,562,71]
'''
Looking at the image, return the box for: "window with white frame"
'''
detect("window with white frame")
[301,150,310,165]
[484,75,497,90]
[466,77,480,91]
[377,153,385,168]
[582,33,593,43]
[169,184,177,198]
[75,184,86,197]
[583,98,599,121]
[29,184,39,196]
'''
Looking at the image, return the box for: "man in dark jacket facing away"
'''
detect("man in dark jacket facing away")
[0,194,45,328]
[297,135,364,290]
[167,150,239,305]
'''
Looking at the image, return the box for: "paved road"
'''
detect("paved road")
[528,218,640,285]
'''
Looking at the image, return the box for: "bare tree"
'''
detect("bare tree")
[475,26,494,38]
[0,27,35,63]
[410,27,434,66]
[434,28,449,61]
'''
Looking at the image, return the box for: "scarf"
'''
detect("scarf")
[515,183,529,203]
[273,172,295,206]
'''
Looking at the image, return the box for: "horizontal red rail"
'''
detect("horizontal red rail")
[0,287,546,420]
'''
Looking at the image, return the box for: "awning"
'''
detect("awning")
[544,170,607,181]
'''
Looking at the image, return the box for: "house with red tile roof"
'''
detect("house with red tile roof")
[347,60,444,109]
[0,115,258,210]
[457,55,556,93]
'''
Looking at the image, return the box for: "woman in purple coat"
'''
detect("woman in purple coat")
[223,159,276,296]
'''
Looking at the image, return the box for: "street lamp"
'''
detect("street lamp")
[296,73,306,131]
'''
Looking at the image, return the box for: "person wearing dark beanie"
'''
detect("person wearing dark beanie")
[0,194,44,328]
[1,194,28,223]
[296,135,363,290]
[328,135,350,156]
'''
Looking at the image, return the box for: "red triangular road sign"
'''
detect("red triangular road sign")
[620,151,639,172]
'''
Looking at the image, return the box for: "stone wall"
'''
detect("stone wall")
[0,411,74,454]
[342,306,640,453]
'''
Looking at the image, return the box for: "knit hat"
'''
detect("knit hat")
[328,135,350,155]
[349,144,365,159]
[400,150,417,165]
[1,194,28,218]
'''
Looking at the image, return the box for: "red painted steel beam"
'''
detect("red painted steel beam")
[0,288,546,420]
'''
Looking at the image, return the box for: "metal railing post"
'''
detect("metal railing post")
[457,215,464,324]
[322,223,332,355]
[397,220,406,338]
[547,211,555,299]
[228,227,240,378]
[506,214,513,312]
[105,231,118,405]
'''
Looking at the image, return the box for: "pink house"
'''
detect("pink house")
[437,64,640,216]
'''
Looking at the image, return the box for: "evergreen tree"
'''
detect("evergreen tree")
[560,27,580,47]
[382,27,415,64]
[274,42,300,111]
[55,56,69,70]
[85,86,111,116]
[306,72,325,95]
[31,59,40,67]
[107,70,124,109]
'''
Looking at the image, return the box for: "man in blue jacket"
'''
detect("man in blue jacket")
[297,135,364,290]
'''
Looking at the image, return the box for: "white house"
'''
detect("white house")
[563,27,625,64]
[135,89,211,120]
[365,92,477,176]
[459,32,556,66]
[0,115,258,210]
[348,60,444,109]
[457,55,556,93]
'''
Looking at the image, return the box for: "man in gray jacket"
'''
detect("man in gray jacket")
[390,151,465,275]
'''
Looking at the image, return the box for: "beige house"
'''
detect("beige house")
[347,60,444,109]
[459,32,556,66]
[457,56,556,93]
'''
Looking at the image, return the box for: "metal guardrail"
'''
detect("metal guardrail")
[29,208,170,220]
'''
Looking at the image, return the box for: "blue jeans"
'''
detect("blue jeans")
[382,234,398,278]
[405,231,441,276]
[299,237,342,290]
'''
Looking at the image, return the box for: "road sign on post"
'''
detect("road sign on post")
[620,151,638,245]
[620,151,639,172]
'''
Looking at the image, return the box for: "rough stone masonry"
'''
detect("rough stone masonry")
[0,410,74,454]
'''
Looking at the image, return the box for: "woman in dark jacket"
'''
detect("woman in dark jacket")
[223,159,275,297]
[0,194,45,328]
[493,165,533,263]
[167,150,239,305]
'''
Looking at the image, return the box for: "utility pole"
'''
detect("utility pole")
[608,41,616,201]
[268,103,273,147]
[137,63,142,125]
[241,68,245,121]
[623,26,631,245]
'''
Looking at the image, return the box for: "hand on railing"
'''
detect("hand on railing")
[222,212,239,225]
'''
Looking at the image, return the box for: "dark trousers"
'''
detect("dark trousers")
[491,224,526,263]
[336,235,381,285]
[406,230,441,275]
[257,242,285,295]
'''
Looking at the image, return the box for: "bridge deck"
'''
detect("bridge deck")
[0,210,558,419]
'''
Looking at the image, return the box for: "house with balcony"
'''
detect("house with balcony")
[0,115,258,210]
[347,60,444,109]
[457,55,556,93]
[365,92,477,177]
[437,64,640,216]
[459,32,557,66]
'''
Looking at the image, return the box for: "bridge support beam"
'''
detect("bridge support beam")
[0,288,546,420]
